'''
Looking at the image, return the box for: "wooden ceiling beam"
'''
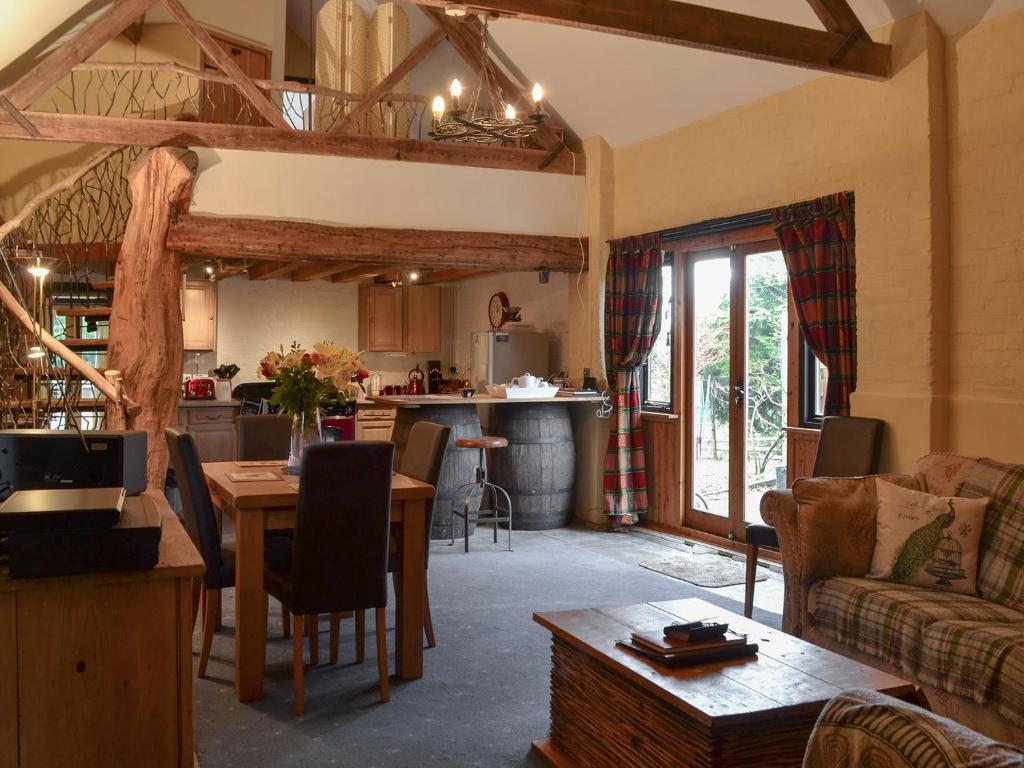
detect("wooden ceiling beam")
[0,111,583,175]
[805,0,864,34]
[410,0,890,79]
[1,0,162,110]
[166,215,588,272]
[159,0,290,129]
[290,263,360,282]
[248,261,302,280]
[121,15,147,45]
[421,8,566,149]
[332,266,388,283]
[417,269,493,284]
[331,28,446,135]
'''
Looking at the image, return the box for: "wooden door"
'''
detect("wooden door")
[359,285,404,352]
[200,33,271,125]
[358,421,394,441]
[182,280,216,351]
[404,286,441,353]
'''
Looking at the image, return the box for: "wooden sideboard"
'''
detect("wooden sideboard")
[0,494,203,768]
[784,426,821,485]
[177,401,239,463]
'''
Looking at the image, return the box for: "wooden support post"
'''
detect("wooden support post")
[106,147,199,489]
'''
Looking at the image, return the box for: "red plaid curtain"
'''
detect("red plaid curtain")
[773,192,857,416]
[603,234,663,525]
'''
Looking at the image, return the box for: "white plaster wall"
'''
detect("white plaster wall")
[189,149,586,236]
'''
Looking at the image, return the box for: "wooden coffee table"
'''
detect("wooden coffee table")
[531,598,916,768]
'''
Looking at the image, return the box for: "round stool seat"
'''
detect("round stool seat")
[456,436,508,450]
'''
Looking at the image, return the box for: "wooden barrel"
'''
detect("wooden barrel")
[391,404,483,541]
[489,403,576,530]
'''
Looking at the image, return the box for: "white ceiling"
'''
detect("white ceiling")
[293,0,1024,147]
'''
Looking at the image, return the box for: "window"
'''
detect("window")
[799,339,828,425]
[641,255,674,412]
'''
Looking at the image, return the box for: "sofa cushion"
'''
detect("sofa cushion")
[913,452,977,497]
[809,576,1024,674]
[918,621,1024,729]
[959,458,1024,612]
[803,688,1024,768]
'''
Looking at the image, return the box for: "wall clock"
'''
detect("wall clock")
[488,291,510,330]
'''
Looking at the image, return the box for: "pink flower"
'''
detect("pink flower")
[356,368,369,382]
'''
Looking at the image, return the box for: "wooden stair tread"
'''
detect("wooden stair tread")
[54,306,111,317]
[89,280,115,290]
[61,338,109,349]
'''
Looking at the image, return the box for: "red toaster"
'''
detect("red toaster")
[184,376,216,400]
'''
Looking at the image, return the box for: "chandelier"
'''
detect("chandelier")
[429,17,547,144]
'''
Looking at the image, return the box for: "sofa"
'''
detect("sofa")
[762,453,1024,746]
[803,689,1024,768]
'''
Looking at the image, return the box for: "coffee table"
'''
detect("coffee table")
[531,598,917,768]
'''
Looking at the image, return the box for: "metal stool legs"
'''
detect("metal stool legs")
[450,446,512,552]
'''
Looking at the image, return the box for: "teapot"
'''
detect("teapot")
[407,364,425,395]
[511,372,540,389]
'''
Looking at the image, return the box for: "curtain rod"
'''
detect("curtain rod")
[605,209,773,245]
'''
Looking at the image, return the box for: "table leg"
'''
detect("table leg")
[395,498,426,680]
[234,507,267,702]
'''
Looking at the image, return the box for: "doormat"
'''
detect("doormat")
[639,553,768,588]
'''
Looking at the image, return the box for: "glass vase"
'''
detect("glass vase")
[285,409,322,475]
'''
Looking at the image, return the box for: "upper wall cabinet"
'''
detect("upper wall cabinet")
[358,284,441,353]
[183,280,217,351]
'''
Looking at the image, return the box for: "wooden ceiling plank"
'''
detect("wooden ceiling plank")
[248,261,301,280]
[166,215,588,272]
[2,0,163,110]
[805,0,864,34]
[291,263,359,281]
[411,0,890,79]
[122,15,147,45]
[416,269,493,284]
[0,111,584,175]
[332,266,388,283]
[421,8,565,149]
[159,0,291,129]
[0,96,41,138]
[331,28,446,135]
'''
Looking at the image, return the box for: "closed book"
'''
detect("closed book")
[618,639,759,668]
[630,629,746,655]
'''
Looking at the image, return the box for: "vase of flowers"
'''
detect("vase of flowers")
[257,341,368,474]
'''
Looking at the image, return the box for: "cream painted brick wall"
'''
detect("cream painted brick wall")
[946,9,1024,458]
[610,14,948,470]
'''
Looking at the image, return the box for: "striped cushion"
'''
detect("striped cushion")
[803,688,1024,768]
[959,458,1024,611]
[918,621,1024,728]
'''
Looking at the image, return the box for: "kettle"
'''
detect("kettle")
[407,364,425,395]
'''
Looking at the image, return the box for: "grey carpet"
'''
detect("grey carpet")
[194,526,782,768]
[639,552,768,587]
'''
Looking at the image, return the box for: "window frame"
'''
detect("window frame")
[640,252,675,414]
[798,337,826,427]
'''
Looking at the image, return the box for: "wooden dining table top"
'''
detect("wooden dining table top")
[202,461,434,509]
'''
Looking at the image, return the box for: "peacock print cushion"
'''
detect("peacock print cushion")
[867,479,989,595]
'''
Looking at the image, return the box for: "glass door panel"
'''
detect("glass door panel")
[690,256,732,519]
[743,251,790,524]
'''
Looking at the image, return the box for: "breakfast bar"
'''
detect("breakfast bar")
[371,393,604,536]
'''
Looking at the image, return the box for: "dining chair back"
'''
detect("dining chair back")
[289,441,395,616]
[165,427,227,588]
[237,415,292,461]
[398,422,450,564]
[812,416,885,477]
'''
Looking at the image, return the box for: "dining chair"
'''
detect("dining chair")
[263,441,395,714]
[745,416,884,617]
[164,428,290,677]
[237,414,292,461]
[387,421,450,649]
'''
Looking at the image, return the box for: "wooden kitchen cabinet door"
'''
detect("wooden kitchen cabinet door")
[359,285,404,352]
[182,280,216,351]
[404,286,442,353]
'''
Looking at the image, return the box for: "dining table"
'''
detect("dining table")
[202,460,435,703]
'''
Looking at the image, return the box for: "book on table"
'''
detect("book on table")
[618,627,758,668]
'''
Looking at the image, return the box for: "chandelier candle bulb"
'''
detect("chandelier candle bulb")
[532,83,544,106]
[504,104,516,121]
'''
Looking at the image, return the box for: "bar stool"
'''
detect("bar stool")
[451,436,512,553]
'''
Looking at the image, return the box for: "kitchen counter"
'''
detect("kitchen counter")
[370,393,603,407]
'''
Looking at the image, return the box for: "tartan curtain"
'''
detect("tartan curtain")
[773,192,857,417]
[603,234,663,525]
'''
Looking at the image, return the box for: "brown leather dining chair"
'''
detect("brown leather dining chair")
[388,421,450,649]
[236,414,292,461]
[263,441,395,715]
[745,416,885,617]
[164,428,290,677]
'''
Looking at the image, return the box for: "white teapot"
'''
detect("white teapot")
[511,372,540,389]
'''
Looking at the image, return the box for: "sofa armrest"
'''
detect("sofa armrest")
[760,488,793,528]
[760,489,805,635]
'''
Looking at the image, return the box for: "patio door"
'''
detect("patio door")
[684,248,790,540]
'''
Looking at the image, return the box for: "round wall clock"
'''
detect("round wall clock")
[488,291,510,330]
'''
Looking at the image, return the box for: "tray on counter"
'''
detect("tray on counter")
[485,384,560,399]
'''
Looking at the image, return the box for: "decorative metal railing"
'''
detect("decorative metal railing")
[39,63,429,140]
[0,146,141,430]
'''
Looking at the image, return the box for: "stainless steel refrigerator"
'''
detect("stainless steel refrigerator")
[471,330,551,389]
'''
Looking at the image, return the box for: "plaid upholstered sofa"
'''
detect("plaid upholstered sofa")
[763,453,1024,746]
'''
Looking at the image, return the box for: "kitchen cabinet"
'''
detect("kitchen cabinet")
[358,284,441,353]
[182,280,216,351]
[357,405,395,441]
[177,403,238,462]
